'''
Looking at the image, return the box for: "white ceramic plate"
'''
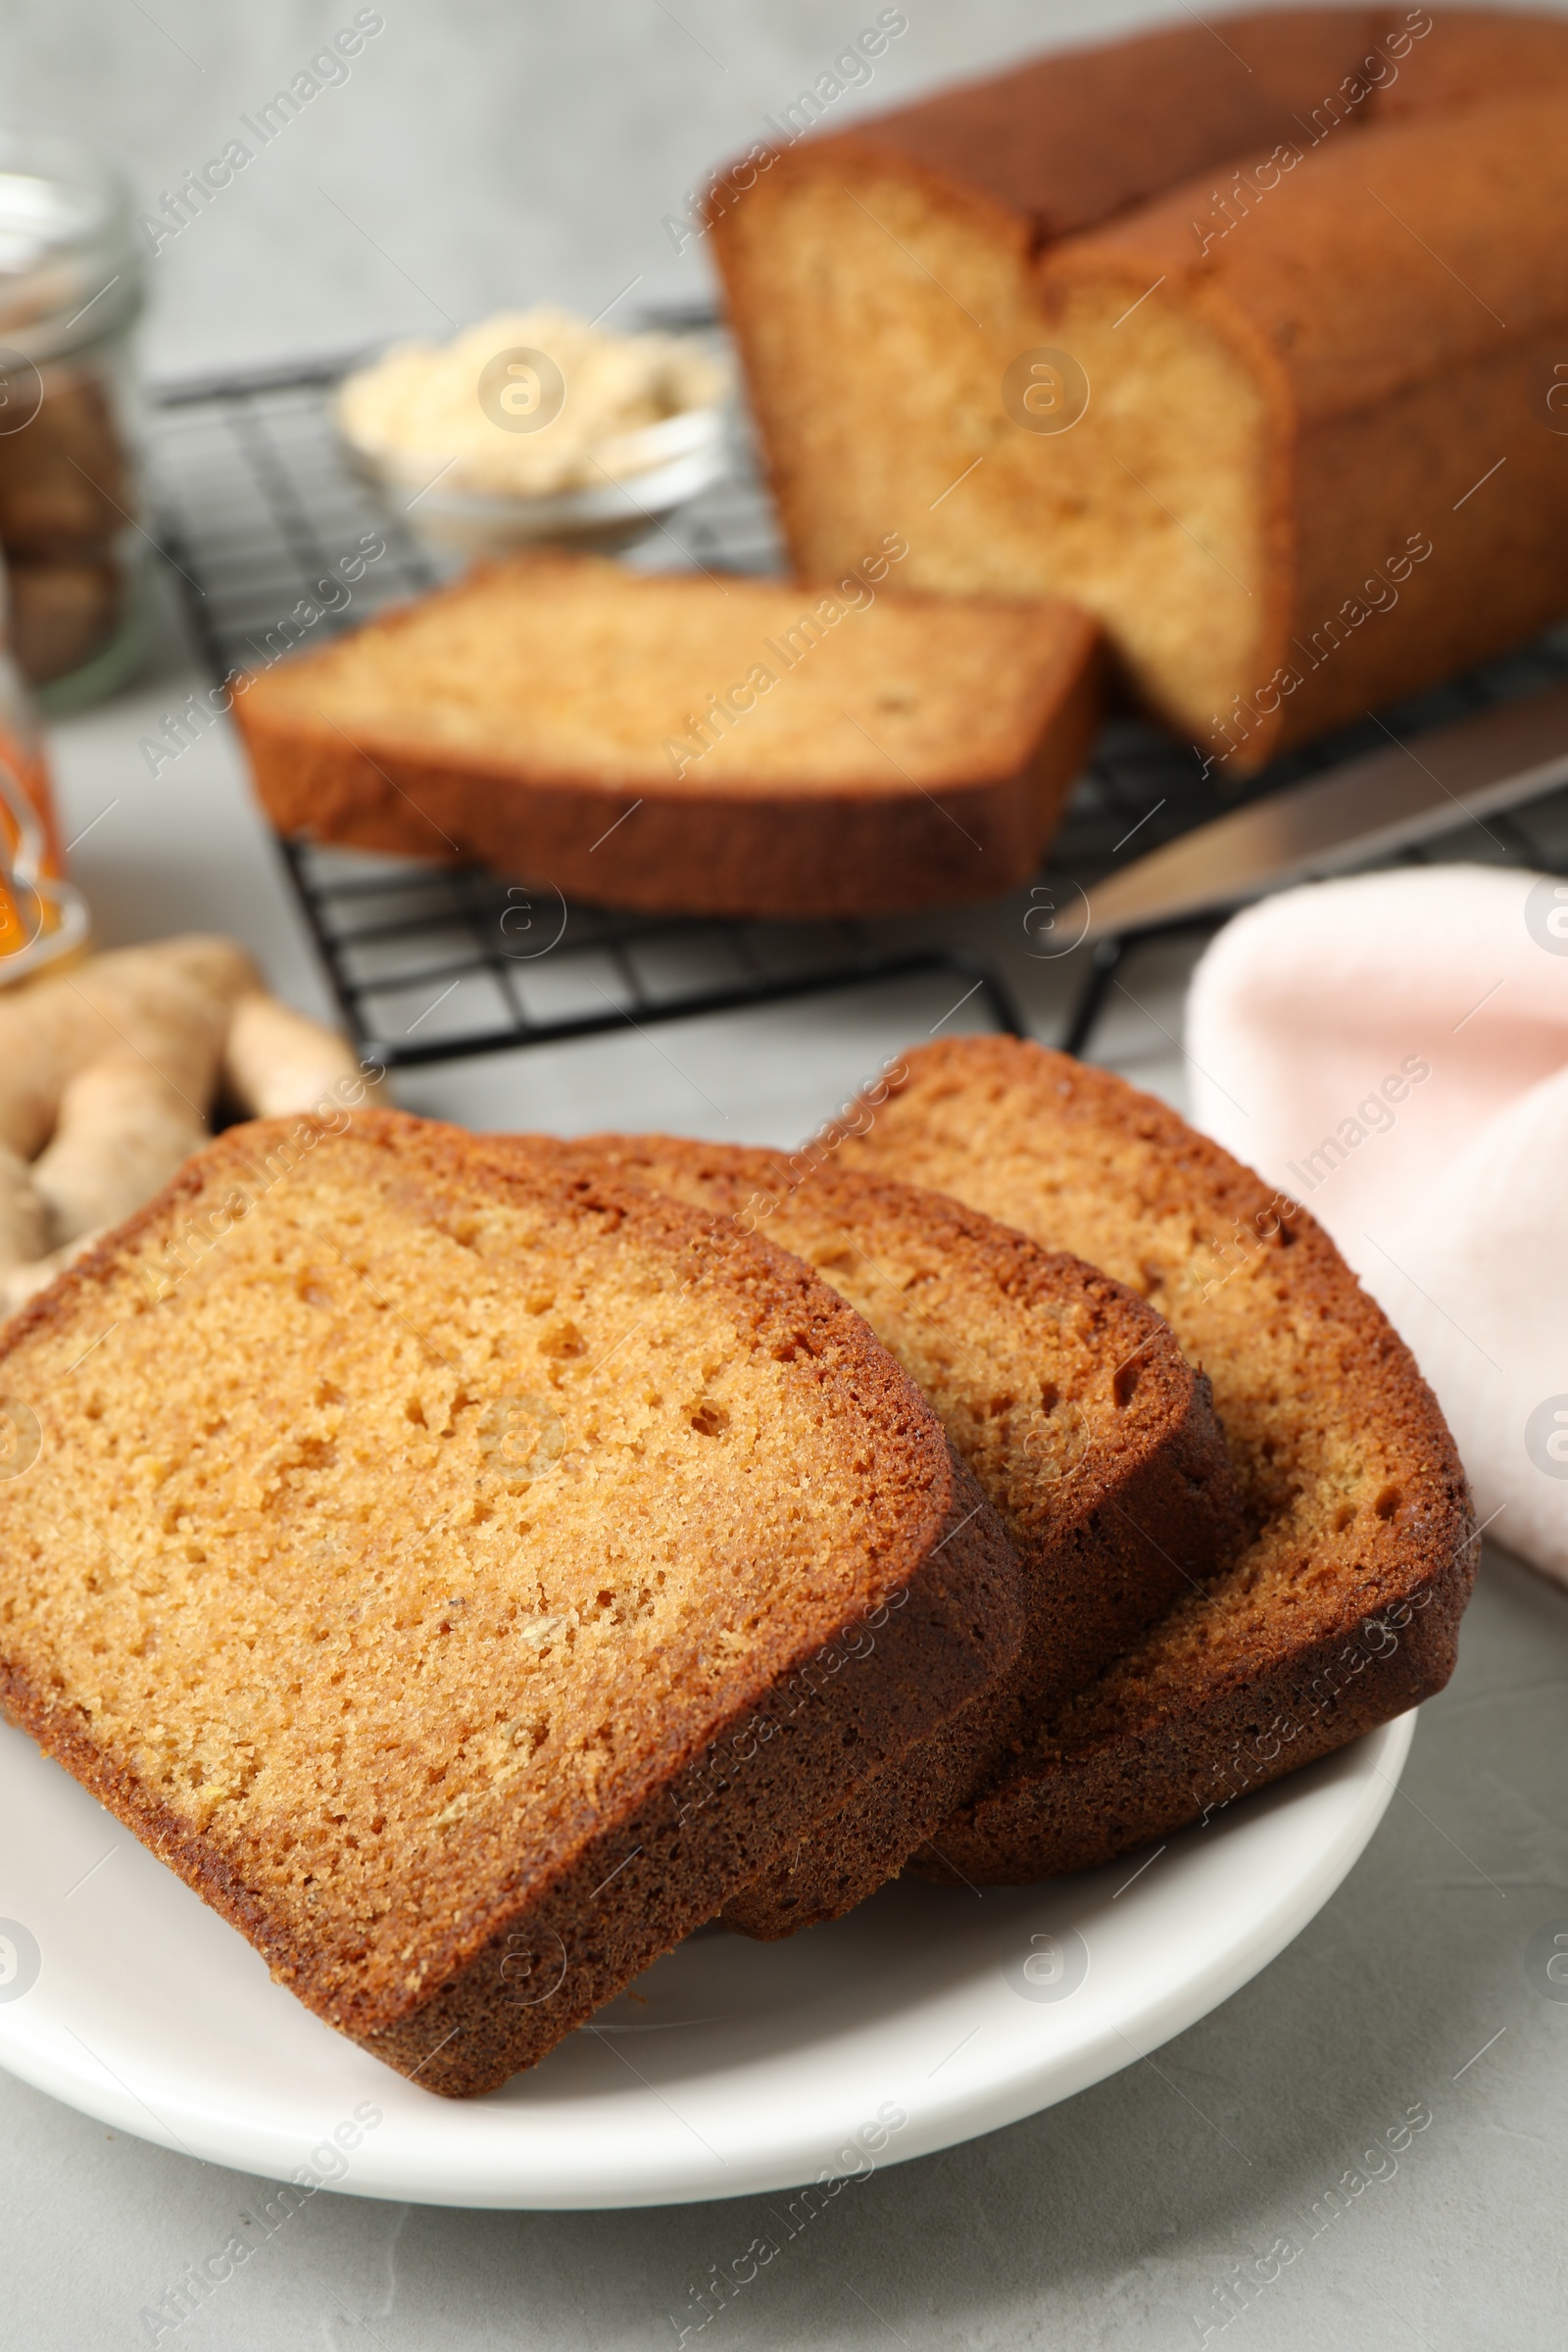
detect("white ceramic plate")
[0,1709,1414,2209]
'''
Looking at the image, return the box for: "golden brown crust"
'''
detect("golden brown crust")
[726,1689,1001,1933]
[714,12,1385,244]
[518,1133,1239,1933]
[231,559,1102,919]
[1371,6,1568,117]
[0,1107,1022,2092]
[1036,86,1568,762]
[835,1037,1476,1880]
[716,10,1568,259]
[929,1531,1470,1881]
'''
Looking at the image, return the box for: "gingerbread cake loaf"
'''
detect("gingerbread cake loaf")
[709,7,1568,772]
[526,1134,1239,1932]
[233,553,1101,916]
[835,1037,1476,1879]
[0,1108,1022,2090]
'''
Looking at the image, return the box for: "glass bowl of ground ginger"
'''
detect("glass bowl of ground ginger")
[335,305,729,560]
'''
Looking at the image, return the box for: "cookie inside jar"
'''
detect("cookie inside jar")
[0,132,146,708]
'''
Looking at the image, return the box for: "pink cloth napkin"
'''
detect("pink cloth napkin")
[1185,863,1568,1584]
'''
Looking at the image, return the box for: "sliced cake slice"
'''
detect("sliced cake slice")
[232,552,1102,918]
[0,1109,1020,2090]
[526,1134,1238,1932]
[835,1037,1475,1879]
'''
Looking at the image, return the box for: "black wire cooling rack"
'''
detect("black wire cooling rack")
[146,340,1568,1067]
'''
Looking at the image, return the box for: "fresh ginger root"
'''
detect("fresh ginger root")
[31,1055,211,1247]
[221,990,368,1118]
[0,934,258,1159]
[0,1144,48,1271]
[0,936,377,1318]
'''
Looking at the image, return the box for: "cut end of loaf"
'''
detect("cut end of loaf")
[712,151,1272,754]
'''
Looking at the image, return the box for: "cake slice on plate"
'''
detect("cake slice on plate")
[835,1037,1475,1879]
[0,1108,1020,2089]
[527,1133,1239,1932]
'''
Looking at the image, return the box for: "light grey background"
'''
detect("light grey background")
[3,2,1568,2344]
[0,0,1456,380]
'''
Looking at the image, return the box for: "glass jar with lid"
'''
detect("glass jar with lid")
[0,131,146,711]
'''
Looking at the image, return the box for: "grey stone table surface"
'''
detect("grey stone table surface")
[3,2,1568,2342]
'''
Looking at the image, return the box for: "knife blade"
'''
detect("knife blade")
[1081,680,1568,940]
